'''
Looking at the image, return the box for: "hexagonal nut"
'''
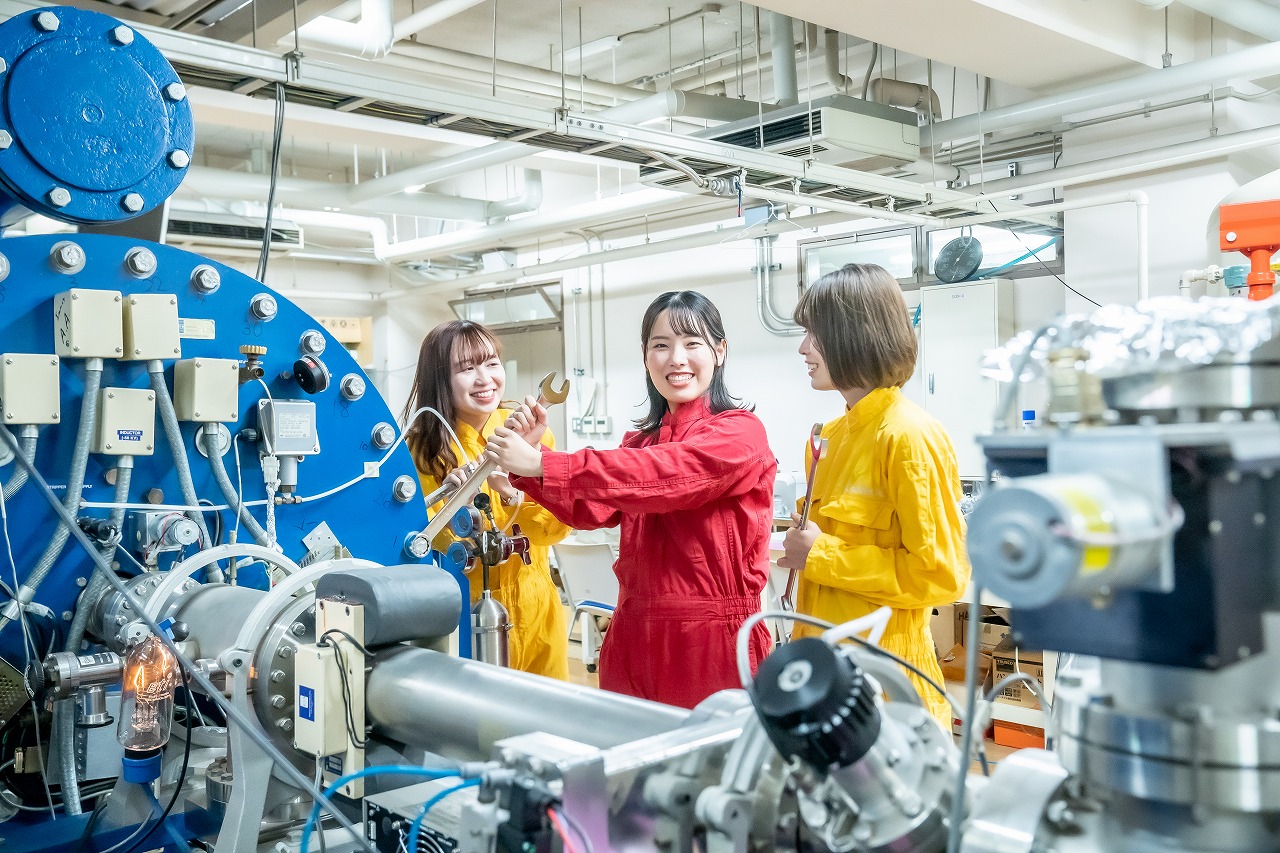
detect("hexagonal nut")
[250,293,278,321]
[341,374,367,402]
[371,422,395,449]
[165,82,187,102]
[0,58,7,75]
[0,254,10,284]
[168,149,190,169]
[35,11,59,32]
[405,534,431,559]
[0,130,12,150]
[191,265,221,294]
[121,193,145,213]
[112,25,135,45]
[48,187,71,208]
[51,241,85,273]
[125,247,157,276]
[392,475,417,503]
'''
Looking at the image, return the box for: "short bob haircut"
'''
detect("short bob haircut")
[794,263,917,390]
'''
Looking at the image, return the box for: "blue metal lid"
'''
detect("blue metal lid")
[121,751,163,783]
[0,7,193,224]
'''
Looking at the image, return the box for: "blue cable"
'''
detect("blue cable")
[407,778,483,853]
[976,238,1058,279]
[300,766,458,853]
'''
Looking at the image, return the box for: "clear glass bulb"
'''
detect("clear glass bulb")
[116,635,179,754]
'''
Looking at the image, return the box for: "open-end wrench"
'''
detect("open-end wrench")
[419,372,571,543]
[781,423,827,611]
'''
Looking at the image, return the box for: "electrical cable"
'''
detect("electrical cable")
[407,778,482,853]
[0,429,382,853]
[546,807,577,853]
[256,82,287,284]
[554,806,593,853]
[299,766,462,853]
[316,632,366,750]
[986,202,1100,307]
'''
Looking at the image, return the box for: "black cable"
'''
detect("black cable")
[988,201,1101,308]
[317,631,367,749]
[256,82,287,283]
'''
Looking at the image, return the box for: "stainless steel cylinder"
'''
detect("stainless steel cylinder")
[77,684,113,727]
[471,592,510,668]
[367,646,691,759]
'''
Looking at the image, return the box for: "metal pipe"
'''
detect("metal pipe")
[204,426,270,546]
[755,237,803,336]
[366,646,690,758]
[1,425,38,502]
[769,11,798,104]
[923,38,1280,145]
[148,362,213,562]
[868,78,942,118]
[390,210,852,296]
[1176,0,1280,41]
[822,28,853,92]
[392,42,643,102]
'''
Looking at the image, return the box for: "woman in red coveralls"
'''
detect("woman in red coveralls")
[485,291,776,709]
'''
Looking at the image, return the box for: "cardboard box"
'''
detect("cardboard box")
[956,607,1010,651]
[993,720,1045,749]
[930,604,955,655]
[991,649,1044,709]
[939,643,991,688]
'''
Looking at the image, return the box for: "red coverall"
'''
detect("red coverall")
[511,397,776,708]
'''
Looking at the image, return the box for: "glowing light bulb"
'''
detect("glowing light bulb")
[116,635,179,755]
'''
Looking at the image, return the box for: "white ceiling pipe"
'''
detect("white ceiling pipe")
[770,11,799,105]
[388,209,854,297]
[869,78,942,119]
[180,167,491,220]
[344,90,765,204]
[486,171,543,219]
[391,0,488,40]
[372,51,618,109]
[976,122,1280,196]
[392,42,645,103]
[923,40,1280,146]
[1176,0,1280,42]
[741,185,936,226]
[376,188,687,263]
[295,0,487,59]
[823,28,854,92]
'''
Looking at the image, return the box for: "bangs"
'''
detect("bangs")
[451,326,500,369]
[654,301,715,344]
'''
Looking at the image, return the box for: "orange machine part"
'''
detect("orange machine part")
[1220,199,1280,300]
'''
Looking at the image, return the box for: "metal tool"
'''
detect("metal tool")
[781,423,827,612]
[420,372,570,542]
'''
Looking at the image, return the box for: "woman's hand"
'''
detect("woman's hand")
[442,461,478,493]
[504,395,549,446]
[485,426,544,477]
[777,513,820,571]
[486,471,521,504]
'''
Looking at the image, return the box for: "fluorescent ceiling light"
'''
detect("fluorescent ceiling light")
[558,36,621,64]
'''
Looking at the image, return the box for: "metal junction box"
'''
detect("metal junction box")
[258,399,319,455]
[94,387,155,456]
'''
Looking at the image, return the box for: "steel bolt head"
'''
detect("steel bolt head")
[270,694,286,708]
[341,374,367,402]
[52,242,84,272]
[168,149,190,169]
[0,131,9,151]
[0,59,7,74]
[122,193,144,213]
[250,293,278,321]
[192,265,221,294]
[290,622,305,636]
[48,187,71,208]
[165,82,187,102]
[299,329,326,355]
[276,718,293,731]
[392,475,417,502]
[111,25,134,45]
[35,11,59,31]
[406,534,430,559]
[371,422,395,449]
[125,247,156,276]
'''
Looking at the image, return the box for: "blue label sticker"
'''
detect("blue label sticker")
[117,429,143,441]
[324,755,343,775]
[298,685,315,721]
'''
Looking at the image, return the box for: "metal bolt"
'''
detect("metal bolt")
[168,149,190,169]
[270,669,285,683]
[191,265,221,294]
[48,187,71,208]
[51,241,85,273]
[165,82,187,102]
[277,645,293,659]
[371,422,396,449]
[406,535,430,559]
[1256,513,1267,526]
[270,694,286,709]
[122,193,144,213]
[125,247,157,277]
[341,374,367,401]
[1226,231,1238,243]
[1209,519,1224,535]
[111,25,134,45]
[1226,469,1242,484]
[392,475,417,503]
[62,611,73,621]
[0,130,11,150]
[299,329,326,355]
[276,718,293,732]
[290,622,305,636]
[114,615,126,626]
[250,293,278,321]
[35,11,59,31]
[76,576,87,588]
[0,59,7,74]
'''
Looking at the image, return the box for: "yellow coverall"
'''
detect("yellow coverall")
[793,387,970,727]
[418,409,570,679]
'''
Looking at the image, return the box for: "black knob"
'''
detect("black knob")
[170,621,190,642]
[292,355,330,394]
[473,492,492,511]
[750,637,880,773]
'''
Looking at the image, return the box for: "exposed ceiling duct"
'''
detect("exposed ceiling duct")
[294,0,488,59]
[1135,0,1280,42]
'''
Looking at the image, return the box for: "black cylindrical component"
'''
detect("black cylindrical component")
[292,355,330,394]
[751,638,880,772]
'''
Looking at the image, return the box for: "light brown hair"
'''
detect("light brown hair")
[794,263,917,390]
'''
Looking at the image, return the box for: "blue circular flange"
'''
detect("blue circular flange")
[0,7,193,224]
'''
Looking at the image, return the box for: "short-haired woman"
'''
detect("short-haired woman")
[403,320,570,679]
[777,264,969,726]
[485,291,776,709]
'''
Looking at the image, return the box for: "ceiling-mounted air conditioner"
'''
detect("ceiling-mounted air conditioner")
[640,95,919,189]
[165,210,304,252]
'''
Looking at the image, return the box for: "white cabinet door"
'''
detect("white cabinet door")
[920,280,1014,479]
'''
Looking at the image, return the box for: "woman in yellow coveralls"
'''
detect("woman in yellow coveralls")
[402,320,570,679]
[778,264,970,726]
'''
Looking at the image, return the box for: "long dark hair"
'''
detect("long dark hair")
[402,320,503,482]
[634,291,750,433]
